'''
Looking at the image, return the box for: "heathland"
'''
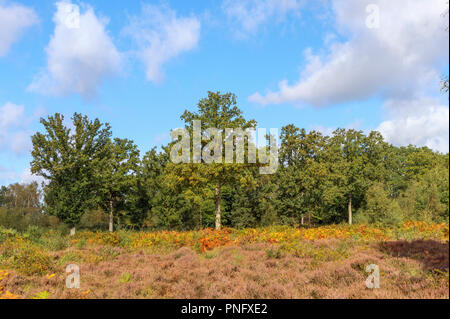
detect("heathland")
[0,222,448,299]
[0,92,448,299]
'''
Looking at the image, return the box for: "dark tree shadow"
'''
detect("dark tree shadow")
[380,240,449,272]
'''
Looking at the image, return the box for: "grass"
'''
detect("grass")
[0,222,448,299]
[119,273,132,284]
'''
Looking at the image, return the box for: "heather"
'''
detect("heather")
[0,222,448,299]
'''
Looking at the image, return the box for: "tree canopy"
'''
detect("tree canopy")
[11,92,447,232]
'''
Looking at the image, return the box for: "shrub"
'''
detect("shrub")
[100,246,120,260]
[40,231,69,251]
[0,226,18,243]
[0,237,53,275]
[75,237,87,249]
[0,208,61,231]
[57,251,82,266]
[79,209,109,230]
[119,272,132,283]
[32,291,51,299]
[0,208,26,231]
[55,224,70,236]
[266,247,282,259]
[355,182,404,226]
[24,225,45,243]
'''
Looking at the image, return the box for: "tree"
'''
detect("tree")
[230,170,279,228]
[30,113,111,234]
[400,160,449,222]
[324,129,369,225]
[98,138,140,232]
[18,105,447,232]
[0,182,48,230]
[137,147,208,230]
[0,186,7,206]
[1,182,41,215]
[356,182,402,225]
[133,147,167,229]
[278,125,326,225]
[171,91,257,229]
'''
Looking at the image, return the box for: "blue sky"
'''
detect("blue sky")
[0,0,449,185]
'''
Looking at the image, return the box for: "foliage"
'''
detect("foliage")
[30,113,112,228]
[119,273,132,283]
[32,291,51,299]
[2,92,444,232]
[0,237,53,275]
[168,91,258,230]
[97,138,140,232]
[354,182,403,225]
[64,222,449,252]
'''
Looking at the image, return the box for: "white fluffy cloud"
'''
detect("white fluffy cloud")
[0,2,38,56]
[0,166,44,186]
[377,98,449,153]
[0,102,24,129]
[250,0,449,106]
[124,4,201,83]
[28,1,121,99]
[0,102,45,185]
[222,0,302,37]
[0,102,29,154]
[0,102,43,155]
[19,167,45,185]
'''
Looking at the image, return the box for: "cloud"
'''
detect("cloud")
[377,98,449,153]
[123,4,201,83]
[0,102,24,129]
[0,102,28,153]
[0,102,40,155]
[28,0,121,99]
[250,0,449,107]
[10,131,32,154]
[0,166,16,185]
[0,166,45,186]
[0,102,46,185]
[0,2,38,56]
[222,0,302,37]
[19,167,45,185]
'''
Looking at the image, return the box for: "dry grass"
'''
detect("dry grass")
[1,239,448,299]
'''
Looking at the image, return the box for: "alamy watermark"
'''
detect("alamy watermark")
[57,2,80,29]
[170,120,279,174]
[66,264,80,289]
[366,4,380,29]
[365,264,380,289]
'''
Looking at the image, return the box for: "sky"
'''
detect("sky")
[0,0,449,186]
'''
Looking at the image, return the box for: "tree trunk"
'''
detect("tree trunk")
[348,195,352,225]
[109,199,114,232]
[301,216,304,225]
[215,185,222,230]
[70,227,76,236]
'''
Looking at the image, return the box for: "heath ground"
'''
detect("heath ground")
[0,221,448,299]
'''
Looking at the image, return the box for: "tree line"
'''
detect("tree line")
[0,92,448,233]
